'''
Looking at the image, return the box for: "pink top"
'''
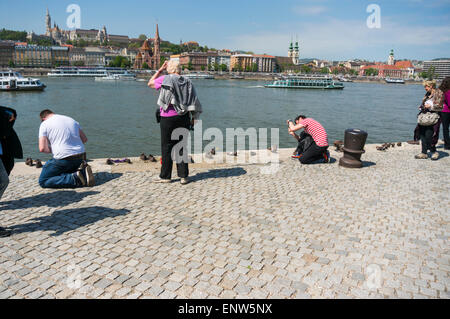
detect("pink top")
[154,75,178,117]
[443,90,450,113]
[299,118,329,147]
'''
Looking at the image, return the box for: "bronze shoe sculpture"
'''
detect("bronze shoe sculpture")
[140,153,148,161]
[148,154,157,162]
[25,158,33,166]
[35,159,43,168]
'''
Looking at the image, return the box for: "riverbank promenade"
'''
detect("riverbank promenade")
[0,143,448,299]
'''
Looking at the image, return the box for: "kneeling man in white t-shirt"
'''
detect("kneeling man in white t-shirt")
[38,109,94,188]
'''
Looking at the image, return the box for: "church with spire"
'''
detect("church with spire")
[133,24,161,69]
[288,37,300,65]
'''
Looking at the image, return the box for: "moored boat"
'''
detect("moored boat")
[265,76,344,89]
[183,72,214,79]
[48,66,133,78]
[0,70,46,91]
[94,71,136,81]
[385,77,405,84]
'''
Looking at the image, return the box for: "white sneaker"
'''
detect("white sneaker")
[180,177,190,185]
[153,177,171,183]
[431,152,439,160]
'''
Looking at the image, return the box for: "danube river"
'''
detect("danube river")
[1,77,425,160]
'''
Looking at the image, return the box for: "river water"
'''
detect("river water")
[0,77,425,160]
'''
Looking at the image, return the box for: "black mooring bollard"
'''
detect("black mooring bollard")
[339,129,368,168]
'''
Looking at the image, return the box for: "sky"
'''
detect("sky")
[1,0,449,61]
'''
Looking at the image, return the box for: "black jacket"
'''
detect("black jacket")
[0,106,23,162]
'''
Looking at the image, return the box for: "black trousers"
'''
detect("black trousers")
[0,155,14,175]
[160,113,190,179]
[419,124,436,153]
[299,141,328,164]
[441,112,450,149]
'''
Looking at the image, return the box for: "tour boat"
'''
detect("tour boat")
[0,70,46,91]
[338,77,353,82]
[183,72,214,79]
[265,76,344,89]
[94,71,136,81]
[48,67,133,78]
[385,77,405,84]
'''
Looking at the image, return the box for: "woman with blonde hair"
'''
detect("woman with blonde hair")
[415,80,444,160]
[148,59,202,184]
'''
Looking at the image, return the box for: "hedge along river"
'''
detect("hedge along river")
[0,77,424,161]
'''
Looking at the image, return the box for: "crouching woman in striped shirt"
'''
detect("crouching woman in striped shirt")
[288,115,329,164]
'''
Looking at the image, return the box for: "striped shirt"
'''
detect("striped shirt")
[299,118,328,147]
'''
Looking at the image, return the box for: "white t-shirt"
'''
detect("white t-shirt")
[39,114,85,160]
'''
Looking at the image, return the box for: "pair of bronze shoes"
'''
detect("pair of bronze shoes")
[140,153,157,162]
[106,158,132,165]
[376,142,400,151]
[25,158,43,168]
[334,140,344,152]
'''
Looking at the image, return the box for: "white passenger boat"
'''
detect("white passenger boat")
[0,70,46,91]
[48,67,133,78]
[94,71,136,81]
[265,75,344,90]
[385,77,405,84]
[183,72,214,79]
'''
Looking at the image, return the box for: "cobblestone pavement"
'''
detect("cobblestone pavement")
[0,145,449,299]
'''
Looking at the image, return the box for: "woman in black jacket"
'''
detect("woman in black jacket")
[0,105,23,237]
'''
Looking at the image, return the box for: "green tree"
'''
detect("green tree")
[201,65,206,71]
[8,60,15,68]
[426,66,436,80]
[301,65,311,74]
[160,56,167,67]
[73,61,85,66]
[252,63,258,72]
[0,28,27,41]
[138,34,147,41]
[364,68,379,76]
[187,61,193,71]
[219,64,228,72]
[320,67,329,74]
[142,62,150,69]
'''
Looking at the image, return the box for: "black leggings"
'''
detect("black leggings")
[159,113,190,179]
[419,125,436,153]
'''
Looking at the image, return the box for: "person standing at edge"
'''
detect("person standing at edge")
[38,109,94,188]
[0,106,23,237]
[148,60,202,185]
[415,80,444,160]
[287,115,329,164]
[439,77,450,150]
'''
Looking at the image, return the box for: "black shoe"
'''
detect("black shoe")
[0,227,11,238]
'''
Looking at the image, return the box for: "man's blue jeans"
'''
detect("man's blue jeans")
[39,158,83,189]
